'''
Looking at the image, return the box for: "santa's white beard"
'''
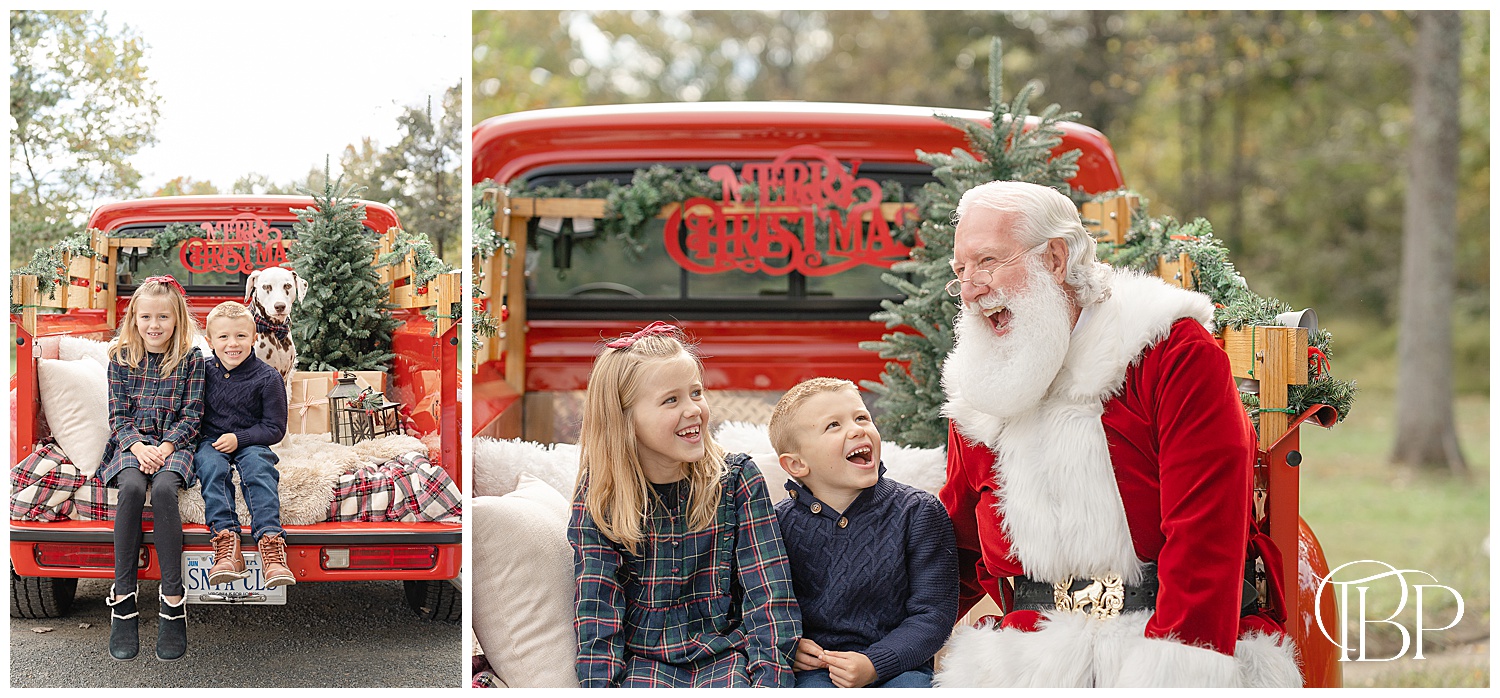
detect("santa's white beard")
[942,262,1074,420]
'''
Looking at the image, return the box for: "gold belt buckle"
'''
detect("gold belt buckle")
[1052,573,1125,619]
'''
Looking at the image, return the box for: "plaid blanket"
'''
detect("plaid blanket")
[329,452,462,523]
[10,440,83,522]
[71,477,155,522]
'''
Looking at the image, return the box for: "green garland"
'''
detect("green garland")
[473,182,507,261]
[378,228,454,291]
[10,229,101,313]
[472,297,500,355]
[1097,191,1357,425]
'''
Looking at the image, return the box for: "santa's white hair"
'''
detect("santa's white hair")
[954,181,1111,307]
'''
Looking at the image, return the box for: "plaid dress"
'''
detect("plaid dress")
[571,453,802,688]
[97,349,206,488]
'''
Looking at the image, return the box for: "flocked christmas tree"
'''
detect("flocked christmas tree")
[289,161,399,371]
[860,39,1083,448]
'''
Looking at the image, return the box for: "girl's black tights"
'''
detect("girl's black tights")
[112,468,186,598]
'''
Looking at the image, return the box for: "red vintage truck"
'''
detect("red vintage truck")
[10,195,462,621]
[471,102,1341,686]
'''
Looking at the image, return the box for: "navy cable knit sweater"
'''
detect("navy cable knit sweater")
[774,466,959,681]
[201,351,287,447]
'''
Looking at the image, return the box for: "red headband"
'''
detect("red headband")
[142,275,186,296]
[606,321,681,349]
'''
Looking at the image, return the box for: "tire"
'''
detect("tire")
[403,579,460,622]
[10,567,78,619]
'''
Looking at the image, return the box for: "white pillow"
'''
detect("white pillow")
[37,358,110,477]
[472,473,579,688]
[58,336,112,366]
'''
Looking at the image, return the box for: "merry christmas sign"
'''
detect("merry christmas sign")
[179,214,287,274]
[664,145,912,277]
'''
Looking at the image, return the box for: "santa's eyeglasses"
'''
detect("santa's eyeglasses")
[945,243,1048,297]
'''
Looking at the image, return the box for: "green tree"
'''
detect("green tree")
[1393,11,1467,477]
[288,163,399,372]
[862,40,1081,448]
[151,176,218,197]
[472,10,587,119]
[10,10,160,265]
[368,83,462,261]
[230,172,299,195]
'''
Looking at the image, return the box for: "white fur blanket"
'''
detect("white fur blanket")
[472,421,947,503]
[179,433,427,525]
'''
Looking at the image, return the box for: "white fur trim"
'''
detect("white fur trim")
[1108,629,1238,687]
[942,268,1215,582]
[1234,630,1304,688]
[991,399,1141,584]
[937,611,1302,688]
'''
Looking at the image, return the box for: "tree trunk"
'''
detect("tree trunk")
[1391,11,1467,477]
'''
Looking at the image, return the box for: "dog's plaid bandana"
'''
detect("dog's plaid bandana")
[255,314,291,341]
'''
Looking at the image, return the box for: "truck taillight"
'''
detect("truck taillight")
[320,546,437,570]
[35,544,145,568]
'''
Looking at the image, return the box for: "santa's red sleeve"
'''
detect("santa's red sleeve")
[941,426,1002,617]
[1138,319,1256,655]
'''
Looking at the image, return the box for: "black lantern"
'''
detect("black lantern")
[327,372,365,445]
[338,387,403,445]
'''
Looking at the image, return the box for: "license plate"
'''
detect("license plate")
[183,551,288,605]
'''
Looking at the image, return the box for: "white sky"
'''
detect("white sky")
[111,6,465,191]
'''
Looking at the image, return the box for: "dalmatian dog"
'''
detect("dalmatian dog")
[245,266,308,390]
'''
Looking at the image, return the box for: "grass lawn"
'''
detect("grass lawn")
[1299,390,1489,687]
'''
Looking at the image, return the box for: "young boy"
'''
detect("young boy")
[198,301,295,588]
[769,377,958,689]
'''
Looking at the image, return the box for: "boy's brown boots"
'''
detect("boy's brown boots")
[259,532,297,587]
[208,529,249,585]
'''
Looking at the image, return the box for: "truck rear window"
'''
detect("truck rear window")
[520,162,930,321]
[112,222,296,295]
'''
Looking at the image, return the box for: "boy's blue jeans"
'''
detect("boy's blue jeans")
[794,666,933,688]
[195,441,283,540]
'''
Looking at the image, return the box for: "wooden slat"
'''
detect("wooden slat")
[1081,195,1136,246]
[435,273,458,336]
[1155,253,1197,290]
[1222,326,1308,386]
[1223,326,1307,450]
[504,214,528,393]
[107,244,120,326]
[14,275,38,336]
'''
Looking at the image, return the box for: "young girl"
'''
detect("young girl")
[99,275,205,662]
[570,322,802,687]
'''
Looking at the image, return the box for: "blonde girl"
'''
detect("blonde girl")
[100,276,205,663]
[570,322,801,687]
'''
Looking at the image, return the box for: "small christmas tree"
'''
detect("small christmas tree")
[289,160,399,371]
[861,39,1083,448]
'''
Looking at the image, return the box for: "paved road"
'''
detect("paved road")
[10,578,462,688]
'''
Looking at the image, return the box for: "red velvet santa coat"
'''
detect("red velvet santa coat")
[935,268,1301,688]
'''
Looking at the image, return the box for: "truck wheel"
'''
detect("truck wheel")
[403,579,460,622]
[10,567,78,619]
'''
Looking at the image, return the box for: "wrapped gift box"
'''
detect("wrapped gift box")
[288,370,387,435]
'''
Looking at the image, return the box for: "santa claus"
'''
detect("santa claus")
[934,181,1301,687]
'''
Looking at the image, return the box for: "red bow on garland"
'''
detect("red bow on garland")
[142,275,186,297]
[606,321,682,349]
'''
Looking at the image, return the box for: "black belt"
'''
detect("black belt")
[1012,561,1260,618]
[1013,562,1159,617]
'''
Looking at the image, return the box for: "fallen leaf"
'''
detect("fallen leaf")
[31,627,53,633]
[78,623,91,629]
